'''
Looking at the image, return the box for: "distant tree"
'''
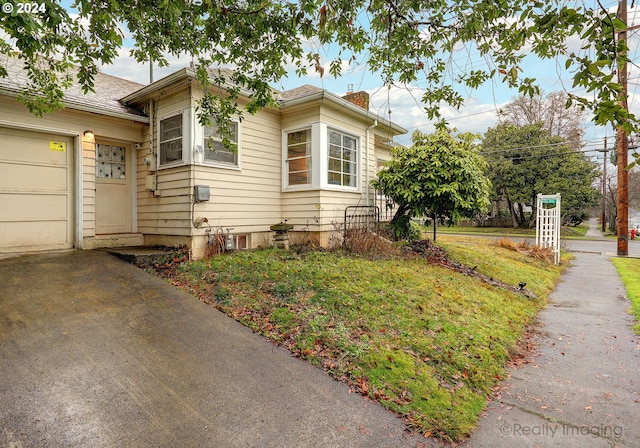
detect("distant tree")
[483,123,600,227]
[498,91,585,150]
[372,129,491,241]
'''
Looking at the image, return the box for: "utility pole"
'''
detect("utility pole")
[599,137,608,232]
[616,0,629,256]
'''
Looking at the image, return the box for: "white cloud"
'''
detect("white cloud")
[369,84,504,145]
[305,58,357,80]
[99,48,192,85]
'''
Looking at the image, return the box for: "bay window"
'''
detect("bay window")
[328,129,357,187]
[283,124,360,190]
[286,128,312,185]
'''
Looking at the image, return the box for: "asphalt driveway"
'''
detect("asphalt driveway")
[0,251,427,448]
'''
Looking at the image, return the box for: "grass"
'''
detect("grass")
[156,238,565,441]
[430,225,535,237]
[610,257,640,334]
[431,222,589,239]
[565,222,590,237]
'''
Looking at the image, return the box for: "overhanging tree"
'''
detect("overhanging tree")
[372,129,491,241]
[0,1,638,138]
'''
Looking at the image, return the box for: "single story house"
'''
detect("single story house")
[0,57,406,259]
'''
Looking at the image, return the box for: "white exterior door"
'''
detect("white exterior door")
[95,143,132,234]
[0,127,74,253]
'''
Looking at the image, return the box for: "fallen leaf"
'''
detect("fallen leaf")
[359,375,370,395]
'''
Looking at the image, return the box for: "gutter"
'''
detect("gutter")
[366,119,378,204]
[64,101,148,123]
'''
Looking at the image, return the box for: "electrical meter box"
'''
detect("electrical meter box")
[145,175,156,191]
[194,184,210,202]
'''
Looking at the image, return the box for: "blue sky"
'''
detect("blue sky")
[60,1,639,149]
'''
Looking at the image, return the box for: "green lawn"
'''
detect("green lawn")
[428,225,534,237]
[155,238,565,441]
[610,257,640,334]
[431,222,589,239]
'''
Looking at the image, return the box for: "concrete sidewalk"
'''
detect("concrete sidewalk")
[463,250,640,447]
[0,251,428,448]
[584,217,607,240]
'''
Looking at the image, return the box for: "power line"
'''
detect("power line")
[480,144,605,156]
[483,148,601,161]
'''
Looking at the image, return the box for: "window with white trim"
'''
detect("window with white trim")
[328,129,357,187]
[204,118,240,167]
[283,124,360,190]
[159,114,183,166]
[286,128,312,186]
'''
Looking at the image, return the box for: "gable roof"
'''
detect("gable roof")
[278,84,323,102]
[277,84,406,135]
[0,56,147,122]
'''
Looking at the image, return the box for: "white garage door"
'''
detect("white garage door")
[0,127,74,253]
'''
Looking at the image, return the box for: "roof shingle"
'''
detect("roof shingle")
[0,56,146,118]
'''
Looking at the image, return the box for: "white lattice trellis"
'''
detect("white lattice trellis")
[535,193,561,265]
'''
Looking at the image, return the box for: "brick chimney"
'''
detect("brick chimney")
[342,90,370,110]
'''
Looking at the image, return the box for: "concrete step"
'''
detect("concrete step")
[105,246,188,267]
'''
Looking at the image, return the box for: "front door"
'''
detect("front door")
[95,142,132,234]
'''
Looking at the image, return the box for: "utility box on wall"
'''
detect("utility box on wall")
[145,175,156,191]
[194,185,210,202]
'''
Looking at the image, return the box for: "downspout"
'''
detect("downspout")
[189,85,197,258]
[148,98,156,191]
[365,119,378,204]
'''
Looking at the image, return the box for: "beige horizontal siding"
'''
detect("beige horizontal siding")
[187,104,283,234]
[156,89,192,117]
[281,105,320,130]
